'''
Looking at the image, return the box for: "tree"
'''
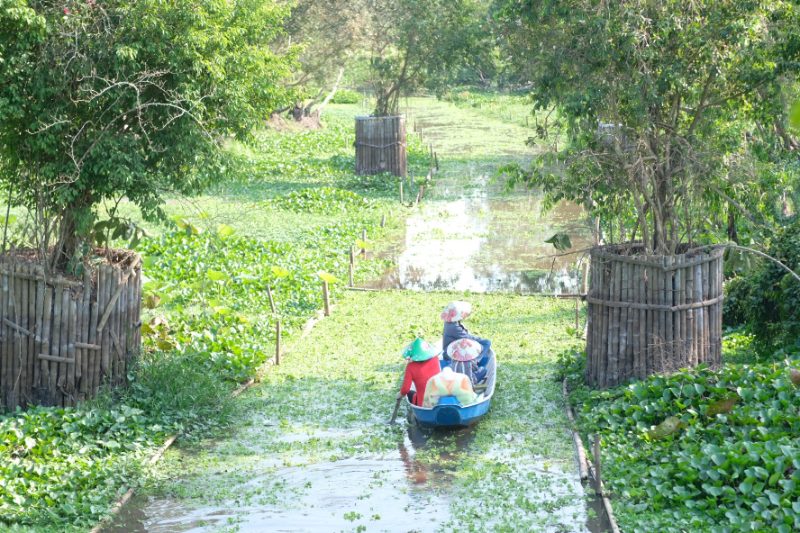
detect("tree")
[0,0,294,271]
[281,0,368,120]
[364,0,486,116]
[494,0,800,254]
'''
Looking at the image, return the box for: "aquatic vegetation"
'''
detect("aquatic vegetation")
[137,291,590,531]
[565,351,800,532]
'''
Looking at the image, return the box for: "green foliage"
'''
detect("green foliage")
[0,0,295,267]
[331,89,363,105]
[364,0,487,115]
[494,0,800,254]
[0,404,161,528]
[271,187,376,214]
[724,220,800,353]
[572,360,800,532]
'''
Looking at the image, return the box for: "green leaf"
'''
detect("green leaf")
[217,224,235,238]
[544,232,572,251]
[789,100,800,131]
[271,266,290,278]
[207,270,227,282]
[646,416,684,440]
[317,271,339,284]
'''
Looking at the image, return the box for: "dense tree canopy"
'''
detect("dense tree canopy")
[0,0,294,270]
[495,0,800,254]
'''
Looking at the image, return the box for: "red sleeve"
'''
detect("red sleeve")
[400,363,414,395]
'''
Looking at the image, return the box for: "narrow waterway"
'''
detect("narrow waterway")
[110,98,604,532]
[366,98,592,294]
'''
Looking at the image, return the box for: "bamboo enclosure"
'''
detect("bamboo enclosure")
[0,251,142,410]
[586,244,723,388]
[355,116,407,177]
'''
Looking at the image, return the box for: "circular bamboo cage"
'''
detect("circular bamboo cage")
[586,244,724,388]
[355,115,407,177]
[0,251,142,410]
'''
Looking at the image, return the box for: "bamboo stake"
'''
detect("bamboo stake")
[88,291,100,396]
[266,286,276,314]
[39,287,53,405]
[78,269,91,399]
[675,262,684,369]
[322,281,330,317]
[361,229,367,259]
[1,271,8,409]
[348,247,355,287]
[665,256,674,373]
[99,265,111,385]
[50,283,63,406]
[275,320,281,365]
[619,261,630,380]
[686,262,695,367]
[68,293,77,405]
[399,181,404,204]
[33,268,45,398]
[592,435,603,494]
[380,213,386,228]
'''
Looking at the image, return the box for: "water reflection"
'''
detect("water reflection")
[367,186,592,294]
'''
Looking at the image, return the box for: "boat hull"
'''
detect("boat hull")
[407,353,496,428]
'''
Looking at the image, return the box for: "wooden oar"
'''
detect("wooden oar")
[388,394,403,424]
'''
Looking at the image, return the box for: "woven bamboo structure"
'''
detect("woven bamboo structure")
[0,251,142,409]
[586,244,723,388]
[355,115,407,177]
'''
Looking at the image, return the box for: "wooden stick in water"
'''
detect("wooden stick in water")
[322,281,330,317]
[275,320,281,366]
[266,286,276,314]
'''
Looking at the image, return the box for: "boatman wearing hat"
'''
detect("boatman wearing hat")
[441,301,492,364]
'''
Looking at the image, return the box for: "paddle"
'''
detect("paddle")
[388,394,403,424]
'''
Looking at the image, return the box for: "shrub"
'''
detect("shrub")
[331,89,362,104]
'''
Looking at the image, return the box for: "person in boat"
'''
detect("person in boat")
[398,337,441,407]
[441,301,492,364]
[446,338,487,386]
[422,366,478,408]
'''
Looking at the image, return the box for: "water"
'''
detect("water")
[366,175,593,294]
[110,424,604,533]
[358,97,594,295]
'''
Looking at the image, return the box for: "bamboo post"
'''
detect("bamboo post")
[593,434,603,494]
[1,269,8,409]
[399,181,404,204]
[361,229,367,259]
[380,214,386,228]
[275,320,281,366]
[322,281,330,317]
[266,286,276,314]
[348,247,355,287]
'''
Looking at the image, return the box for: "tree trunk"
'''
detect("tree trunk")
[52,195,93,273]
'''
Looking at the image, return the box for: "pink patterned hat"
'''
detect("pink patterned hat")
[446,338,482,362]
[440,301,472,323]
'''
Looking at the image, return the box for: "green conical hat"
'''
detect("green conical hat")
[402,338,437,362]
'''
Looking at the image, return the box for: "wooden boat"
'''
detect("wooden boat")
[406,352,496,428]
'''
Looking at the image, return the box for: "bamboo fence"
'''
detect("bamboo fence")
[355,115,407,177]
[586,244,724,388]
[0,251,142,410]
